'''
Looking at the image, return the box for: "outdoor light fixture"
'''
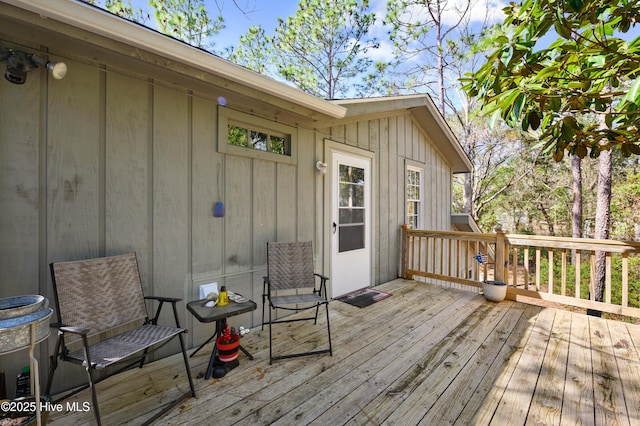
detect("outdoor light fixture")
[0,49,67,85]
[316,160,328,174]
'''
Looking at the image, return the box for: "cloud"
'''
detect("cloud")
[359,0,509,64]
[369,0,507,28]
[365,39,396,62]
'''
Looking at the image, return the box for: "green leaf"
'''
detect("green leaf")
[575,144,587,158]
[605,113,614,128]
[554,20,572,40]
[553,147,565,162]
[528,110,541,130]
[588,55,605,67]
[537,65,560,78]
[489,108,501,130]
[513,94,526,120]
[629,144,640,155]
[561,118,576,141]
[624,77,640,105]
[566,0,583,12]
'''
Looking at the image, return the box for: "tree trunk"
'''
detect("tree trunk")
[463,173,472,214]
[591,149,612,315]
[539,202,555,236]
[571,154,582,264]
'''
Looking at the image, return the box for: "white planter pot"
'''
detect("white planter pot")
[482,281,507,302]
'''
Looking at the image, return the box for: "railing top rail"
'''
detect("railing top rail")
[403,227,640,254]
[505,234,640,253]
[403,228,496,243]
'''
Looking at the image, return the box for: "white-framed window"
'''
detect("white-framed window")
[218,107,297,164]
[406,163,424,229]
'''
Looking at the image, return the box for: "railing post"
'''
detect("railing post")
[494,226,506,283]
[401,224,413,280]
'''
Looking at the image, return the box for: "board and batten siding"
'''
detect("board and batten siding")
[0,41,323,393]
[1,34,456,394]
[321,112,453,285]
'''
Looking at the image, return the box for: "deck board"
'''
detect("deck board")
[589,315,630,426]
[562,311,595,425]
[526,308,571,426]
[423,302,527,425]
[45,279,640,426]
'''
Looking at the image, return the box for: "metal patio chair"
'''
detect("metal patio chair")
[46,253,195,426]
[262,241,333,364]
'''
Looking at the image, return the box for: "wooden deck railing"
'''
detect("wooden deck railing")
[401,225,640,319]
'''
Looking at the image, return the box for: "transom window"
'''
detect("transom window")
[227,123,291,156]
[218,107,297,164]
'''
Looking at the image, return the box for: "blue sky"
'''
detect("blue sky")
[128,0,307,50]
[127,0,507,60]
[201,0,301,50]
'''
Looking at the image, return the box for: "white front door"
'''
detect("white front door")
[330,151,371,297]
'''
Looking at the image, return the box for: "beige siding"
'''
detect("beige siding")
[0,42,43,377]
[322,112,453,284]
[105,72,150,272]
[151,86,190,345]
[191,97,222,281]
[0,32,457,393]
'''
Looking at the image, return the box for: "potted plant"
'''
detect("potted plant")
[482,280,507,302]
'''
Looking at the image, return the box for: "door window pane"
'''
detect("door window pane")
[339,208,364,224]
[339,225,365,252]
[338,163,366,253]
[339,165,365,207]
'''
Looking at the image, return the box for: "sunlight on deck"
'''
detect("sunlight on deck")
[47,279,640,425]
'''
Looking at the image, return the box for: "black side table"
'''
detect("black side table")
[186,299,256,379]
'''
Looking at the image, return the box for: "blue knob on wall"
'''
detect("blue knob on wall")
[214,202,225,217]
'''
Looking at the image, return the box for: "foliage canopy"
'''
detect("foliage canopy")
[272,0,378,99]
[463,0,640,161]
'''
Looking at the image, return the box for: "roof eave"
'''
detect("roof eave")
[334,96,473,173]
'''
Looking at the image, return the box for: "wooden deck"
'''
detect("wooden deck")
[47,279,640,425]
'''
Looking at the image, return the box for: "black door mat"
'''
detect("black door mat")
[336,288,392,308]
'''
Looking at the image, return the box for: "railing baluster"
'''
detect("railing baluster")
[549,249,554,295]
[457,239,461,279]
[524,246,530,289]
[414,235,418,275]
[431,238,437,276]
[561,249,567,296]
[575,250,581,299]
[447,238,452,277]
[512,245,518,287]
[590,252,596,301]
[484,251,488,281]
[473,240,478,281]
[439,238,444,276]
[464,240,470,280]
[495,228,505,282]
[418,235,421,276]
[536,248,541,291]
[605,252,612,304]
[504,242,510,284]
[622,253,628,307]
